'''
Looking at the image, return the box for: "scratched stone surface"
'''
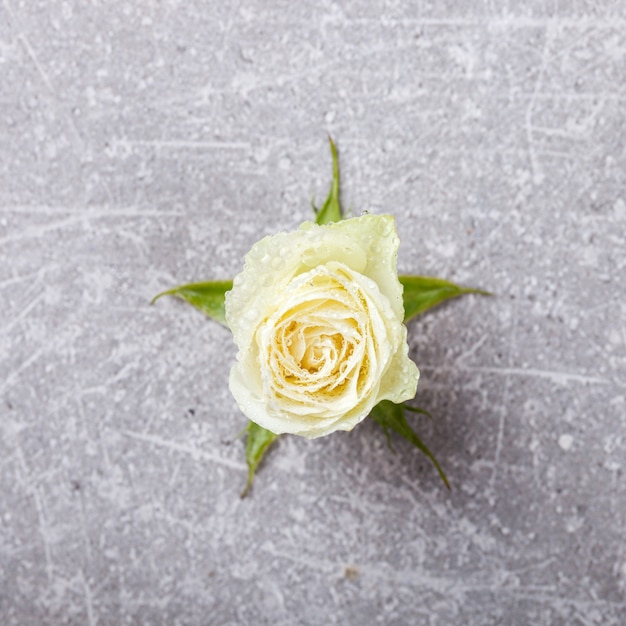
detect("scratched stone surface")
[1,1,625,624]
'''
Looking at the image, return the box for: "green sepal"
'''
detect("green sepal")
[403,405,433,420]
[241,421,280,498]
[313,135,343,225]
[370,400,450,489]
[151,280,233,326]
[400,275,491,322]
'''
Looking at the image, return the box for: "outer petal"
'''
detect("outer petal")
[377,324,420,404]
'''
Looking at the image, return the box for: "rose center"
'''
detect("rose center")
[259,266,378,399]
[299,331,342,374]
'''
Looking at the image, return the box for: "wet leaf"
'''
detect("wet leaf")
[313,135,343,225]
[399,275,491,322]
[241,421,280,498]
[152,280,233,326]
[370,400,450,489]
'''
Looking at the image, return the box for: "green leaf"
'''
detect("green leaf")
[399,275,491,322]
[370,400,450,489]
[151,280,233,326]
[241,421,280,498]
[313,135,343,225]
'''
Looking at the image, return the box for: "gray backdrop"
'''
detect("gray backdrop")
[1,1,625,625]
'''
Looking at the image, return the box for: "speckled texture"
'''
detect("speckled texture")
[1,2,625,625]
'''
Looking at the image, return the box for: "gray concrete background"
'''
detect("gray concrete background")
[1,1,625,624]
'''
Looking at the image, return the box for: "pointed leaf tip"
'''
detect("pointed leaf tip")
[241,421,280,498]
[370,400,450,489]
[152,280,233,326]
[399,275,491,322]
[314,136,343,225]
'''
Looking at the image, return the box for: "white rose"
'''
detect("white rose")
[225,214,419,439]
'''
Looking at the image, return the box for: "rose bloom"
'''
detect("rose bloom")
[225,214,419,439]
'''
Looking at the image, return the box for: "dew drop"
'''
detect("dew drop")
[302,249,317,266]
[245,308,259,320]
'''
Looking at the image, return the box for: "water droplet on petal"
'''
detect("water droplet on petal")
[302,249,317,267]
